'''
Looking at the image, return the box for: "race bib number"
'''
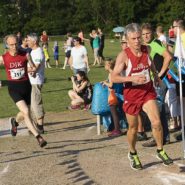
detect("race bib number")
[9,68,25,80]
[131,69,150,86]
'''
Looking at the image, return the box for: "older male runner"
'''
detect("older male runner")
[111,23,173,170]
[0,34,47,147]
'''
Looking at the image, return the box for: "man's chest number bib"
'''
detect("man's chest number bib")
[131,69,150,86]
[9,68,25,80]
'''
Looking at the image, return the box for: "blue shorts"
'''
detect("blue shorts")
[54,54,59,60]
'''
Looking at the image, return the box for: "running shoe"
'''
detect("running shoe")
[67,105,81,110]
[108,129,123,137]
[137,132,148,141]
[142,138,156,147]
[156,149,173,166]
[128,152,143,170]
[9,117,19,136]
[36,135,47,148]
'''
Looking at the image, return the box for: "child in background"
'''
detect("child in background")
[102,58,123,137]
[62,33,73,69]
[53,41,59,68]
[43,44,51,68]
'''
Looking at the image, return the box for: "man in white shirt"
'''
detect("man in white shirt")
[69,37,89,74]
[27,33,45,134]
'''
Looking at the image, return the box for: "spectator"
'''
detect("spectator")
[141,23,172,147]
[62,32,73,70]
[156,25,167,46]
[97,28,105,63]
[27,33,46,135]
[40,30,49,48]
[90,30,100,66]
[172,19,185,141]
[68,71,93,110]
[18,36,32,53]
[102,58,123,137]
[69,37,90,74]
[43,44,51,68]
[16,31,22,46]
[53,41,59,68]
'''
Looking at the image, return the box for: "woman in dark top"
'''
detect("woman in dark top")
[68,71,92,110]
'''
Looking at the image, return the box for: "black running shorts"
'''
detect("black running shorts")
[8,80,31,105]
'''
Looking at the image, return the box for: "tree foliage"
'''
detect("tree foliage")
[0,0,185,36]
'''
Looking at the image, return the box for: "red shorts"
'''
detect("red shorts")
[123,90,156,116]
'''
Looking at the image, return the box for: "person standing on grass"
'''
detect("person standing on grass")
[97,28,105,63]
[53,41,59,68]
[43,44,51,68]
[62,32,73,70]
[90,30,100,66]
[27,33,46,135]
[0,34,47,147]
[69,37,90,75]
[40,30,49,48]
[111,23,173,170]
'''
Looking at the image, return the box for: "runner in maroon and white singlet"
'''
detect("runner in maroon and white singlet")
[111,23,173,170]
[0,34,47,147]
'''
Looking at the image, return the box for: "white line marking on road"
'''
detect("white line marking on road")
[86,126,95,132]
[156,171,185,185]
[0,163,10,177]
[174,161,185,167]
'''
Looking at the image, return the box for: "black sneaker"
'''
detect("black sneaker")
[128,152,143,170]
[36,135,47,148]
[9,118,19,136]
[174,131,182,141]
[156,149,173,166]
[137,132,148,141]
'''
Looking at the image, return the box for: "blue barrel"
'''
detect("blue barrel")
[91,83,110,115]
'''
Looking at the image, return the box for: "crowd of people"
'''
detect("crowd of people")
[0,19,185,171]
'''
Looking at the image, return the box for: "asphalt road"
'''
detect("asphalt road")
[0,111,185,185]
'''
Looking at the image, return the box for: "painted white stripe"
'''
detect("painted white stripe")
[86,126,95,132]
[156,171,185,185]
[0,163,10,176]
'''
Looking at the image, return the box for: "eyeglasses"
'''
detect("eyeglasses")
[121,42,127,45]
[9,43,17,47]
[172,25,179,28]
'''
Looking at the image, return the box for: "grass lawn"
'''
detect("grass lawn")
[0,39,121,118]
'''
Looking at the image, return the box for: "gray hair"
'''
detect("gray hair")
[4,34,17,45]
[27,33,39,44]
[125,23,141,37]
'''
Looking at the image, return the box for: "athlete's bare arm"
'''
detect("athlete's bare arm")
[147,46,160,86]
[0,56,4,65]
[111,51,147,84]
[159,49,172,78]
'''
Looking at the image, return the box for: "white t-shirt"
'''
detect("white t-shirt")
[28,47,45,85]
[66,37,73,51]
[71,46,87,69]
[158,35,167,43]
